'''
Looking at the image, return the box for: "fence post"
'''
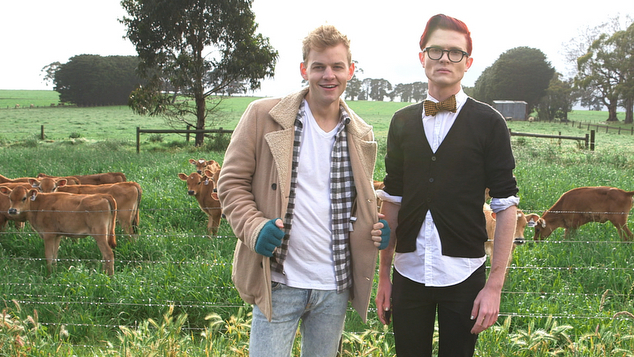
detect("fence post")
[585,133,589,149]
[136,127,140,154]
[186,124,191,143]
[590,130,595,151]
[41,125,44,140]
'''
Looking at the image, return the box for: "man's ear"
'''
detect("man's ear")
[465,56,474,71]
[347,62,355,80]
[419,52,426,69]
[300,62,308,80]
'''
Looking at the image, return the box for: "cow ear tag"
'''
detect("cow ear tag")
[30,193,37,201]
[527,220,536,228]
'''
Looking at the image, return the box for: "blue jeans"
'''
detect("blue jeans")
[249,283,349,357]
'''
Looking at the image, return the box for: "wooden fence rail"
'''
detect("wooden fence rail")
[570,121,634,135]
[136,126,233,153]
[509,129,595,151]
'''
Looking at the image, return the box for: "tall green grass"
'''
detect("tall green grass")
[1,91,634,355]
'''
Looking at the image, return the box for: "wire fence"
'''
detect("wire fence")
[1,206,633,342]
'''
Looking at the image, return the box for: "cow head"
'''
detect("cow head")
[533,216,555,240]
[28,178,67,193]
[0,186,37,216]
[179,172,215,197]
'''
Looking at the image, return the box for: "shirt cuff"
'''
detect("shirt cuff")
[376,190,402,205]
[490,196,520,213]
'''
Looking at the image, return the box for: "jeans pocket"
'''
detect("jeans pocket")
[271,281,283,291]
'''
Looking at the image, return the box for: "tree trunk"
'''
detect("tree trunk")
[195,95,206,147]
[625,98,633,124]
[607,102,619,121]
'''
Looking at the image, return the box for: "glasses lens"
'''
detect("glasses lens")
[427,48,443,60]
[448,50,465,62]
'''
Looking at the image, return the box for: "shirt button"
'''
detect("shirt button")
[431,156,437,161]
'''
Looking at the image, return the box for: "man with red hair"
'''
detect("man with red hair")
[375,14,519,356]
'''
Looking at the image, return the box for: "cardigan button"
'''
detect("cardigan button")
[429,178,434,183]
[271,183,277,190]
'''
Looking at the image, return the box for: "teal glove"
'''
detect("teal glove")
[255,219,285,257]
[378,219,390,250]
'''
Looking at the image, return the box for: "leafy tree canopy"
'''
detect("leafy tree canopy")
[44,55,142,106]
[120,0,278,146]
[473,47,554,114]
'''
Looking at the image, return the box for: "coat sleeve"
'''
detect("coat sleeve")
[218,101,270,251]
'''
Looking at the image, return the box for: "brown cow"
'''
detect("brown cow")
[189,159,220,174]
[30,179,142,238]
[533,186,634,241]
[1,190,28,230]
[484,203,540,260]
[37,172,126,185]
[189,159,222,184]
[178,170,222,236]
[0,182,40,230]
[0,174,33,183]
[0,185,117,275]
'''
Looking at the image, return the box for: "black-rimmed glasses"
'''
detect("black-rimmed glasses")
[422,47,469,63]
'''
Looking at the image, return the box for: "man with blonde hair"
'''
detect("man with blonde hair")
[218,24,390,356]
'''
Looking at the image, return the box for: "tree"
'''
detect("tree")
[576,33,621,121]
[411,82,427,103]
[392,83,412,102]
[44,55,142,106]
[611,23,634,124]
[564,15,633,121]
[537,73,576,122]
[367,78,393,101]
[344,60,363,101]
[472,47,554,114]
[120,0,278,146]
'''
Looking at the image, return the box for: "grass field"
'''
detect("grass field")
[1,90,634,356]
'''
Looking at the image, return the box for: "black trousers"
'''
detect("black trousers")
[392,264,486,357]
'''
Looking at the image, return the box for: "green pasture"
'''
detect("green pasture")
[1,90,634,356]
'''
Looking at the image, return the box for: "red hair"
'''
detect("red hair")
[419,14,472,55]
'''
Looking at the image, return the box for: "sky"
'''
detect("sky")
[2,0,631,98]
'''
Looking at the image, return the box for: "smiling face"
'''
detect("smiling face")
[300,43,354,111]
[420,28,473,100]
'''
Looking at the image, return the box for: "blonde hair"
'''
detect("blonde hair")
[302,25,352,64]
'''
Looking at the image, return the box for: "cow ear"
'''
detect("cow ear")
[211,192,219,200]
[28,178,39,187]
[178,173,188,181]
[0,186,10,195]
[189,159,196,165]
[58,179,68,187]
[29,189,38,201]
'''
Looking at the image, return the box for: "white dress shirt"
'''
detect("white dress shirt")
[377,89,519,287]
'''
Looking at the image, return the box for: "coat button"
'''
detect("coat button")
[271,183,277,190]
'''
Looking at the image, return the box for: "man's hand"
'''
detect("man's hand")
[469,284,501,334]
[254,219,285,257]
[372,218,391,250]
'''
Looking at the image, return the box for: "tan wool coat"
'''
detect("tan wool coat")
[217,88,380,322]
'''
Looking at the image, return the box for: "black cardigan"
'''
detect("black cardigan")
[383,98,518,257]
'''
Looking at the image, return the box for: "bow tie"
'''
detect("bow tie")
[424,95,457,116]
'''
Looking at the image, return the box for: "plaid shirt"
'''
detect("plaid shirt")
[271,101,356,292]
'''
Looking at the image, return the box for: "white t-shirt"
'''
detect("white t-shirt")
[271,101,338,290]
